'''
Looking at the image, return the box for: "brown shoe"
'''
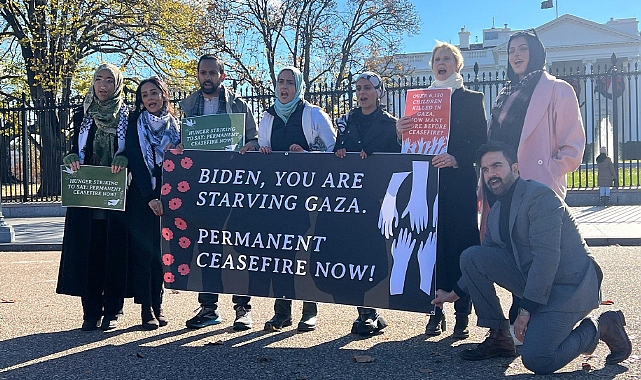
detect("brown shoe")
[599,310,632,364]
[459,328,517,361]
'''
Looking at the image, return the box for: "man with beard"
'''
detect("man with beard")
[431,141,631,374]
[180,54,259,331]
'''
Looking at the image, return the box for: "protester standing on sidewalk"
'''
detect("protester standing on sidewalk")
[57,63,130,331]
[125,77,181,330]
[334,71,399,336]
[180,54,259,331]
[597,147,616,206]
[483,30,585,343]
[396,42,487,339]
[258,66,336,332]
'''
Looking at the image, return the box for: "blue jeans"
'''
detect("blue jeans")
[599,187,611,196]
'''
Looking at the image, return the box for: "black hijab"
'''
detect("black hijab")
[506,31,546,82]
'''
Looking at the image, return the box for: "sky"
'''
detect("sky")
[402,0,641,54]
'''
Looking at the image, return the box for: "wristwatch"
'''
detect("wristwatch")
[518,307,531,317]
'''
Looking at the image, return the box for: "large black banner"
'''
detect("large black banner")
[160,150,439,313]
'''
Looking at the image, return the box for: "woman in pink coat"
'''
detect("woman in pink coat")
[484,30,585,344]
[487,30,585,199]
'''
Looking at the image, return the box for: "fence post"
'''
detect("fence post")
[347,72,354,110]
[21,93,29,202]
[610,53,620,188]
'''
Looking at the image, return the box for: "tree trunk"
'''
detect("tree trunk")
[34,93,65,198]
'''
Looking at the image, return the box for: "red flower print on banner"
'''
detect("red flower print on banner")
[162,228,174,241]
[162,253,175,266]
[178,237,191,249]
[177,181,190,193]
[161,183,172,196]
[181,157,193,169]
[168,198,182,210]
[164,272,175,283]
[163,159,175,172]
[178,264,190,276]
[174,217,187,230]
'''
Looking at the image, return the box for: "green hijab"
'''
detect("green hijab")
[83,63,124,134]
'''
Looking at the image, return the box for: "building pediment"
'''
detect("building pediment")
[495,14,641,51]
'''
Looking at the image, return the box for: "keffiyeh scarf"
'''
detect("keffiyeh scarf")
[137,110,181,189]
[77,104,129,165]
[488,70,543,148]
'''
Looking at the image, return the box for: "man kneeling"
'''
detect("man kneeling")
[432,141,631,374]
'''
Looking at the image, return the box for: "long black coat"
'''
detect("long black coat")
[435,88,487,291]
[122,113,165,305]
[56,108,132,298]
[334,107,400,155]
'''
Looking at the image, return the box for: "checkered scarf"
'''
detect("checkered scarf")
[137,110,180,189]
[488,70,543,147]
[77,104,129,165]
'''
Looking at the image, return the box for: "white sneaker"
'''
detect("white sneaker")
[509,324,524,346]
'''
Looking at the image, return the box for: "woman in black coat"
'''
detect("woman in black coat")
[334,71,399,335]
[125,77,181,329]
[397,42,487,339]
[57,63,130,331]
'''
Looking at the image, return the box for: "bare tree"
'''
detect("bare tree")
[0,0,201,195]
[195,0,419,92]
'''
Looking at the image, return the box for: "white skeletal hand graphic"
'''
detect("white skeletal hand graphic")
[402,161,430,233]
[432,193,438,228]
[184,119,195,127]
[378,171,410,239]
[63,166,75,174]
[417,232,437,295]
[390,228,416,295]
[107,199,121,206]
[432,136,448,155]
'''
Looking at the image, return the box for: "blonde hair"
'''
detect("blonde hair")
[430,41,464,71]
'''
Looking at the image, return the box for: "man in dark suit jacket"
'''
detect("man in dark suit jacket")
[432,141,631,374]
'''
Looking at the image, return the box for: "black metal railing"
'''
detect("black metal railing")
[1,55,640,202]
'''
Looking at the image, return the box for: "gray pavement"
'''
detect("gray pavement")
[0,247,639,379]
[1,205,640,251]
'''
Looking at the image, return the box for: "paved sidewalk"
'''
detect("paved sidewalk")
[0,205,640,251]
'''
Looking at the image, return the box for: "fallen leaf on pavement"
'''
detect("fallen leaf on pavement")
[419,368,434,373]
[170,290,180,294]
[353,355,374,363]
[600,300,615,305]
[258,357,270,362]
[136,352,146,358]
[1,299,16,303]
[205,340,224,346]
[582,362,591,373]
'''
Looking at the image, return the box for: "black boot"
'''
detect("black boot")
[425,308,446,336]
[599,196,605,206]
[152,288,168,327]
[264,299,292,331]
[153,304,168,327]
[141,305,159,330]
[352,307,388,336]
[604,196,611,207]
[452,314,470,339]
[298,302,317,332]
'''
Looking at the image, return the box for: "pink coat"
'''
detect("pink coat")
[514,72,585,199]
[479,72,585,238]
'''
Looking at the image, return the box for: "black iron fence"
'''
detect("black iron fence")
[1,55,640,203]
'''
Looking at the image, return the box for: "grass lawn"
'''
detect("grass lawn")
[568,166,640,188]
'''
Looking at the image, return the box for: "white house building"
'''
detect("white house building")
[394,14,641,80]
[392,14,641,161]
